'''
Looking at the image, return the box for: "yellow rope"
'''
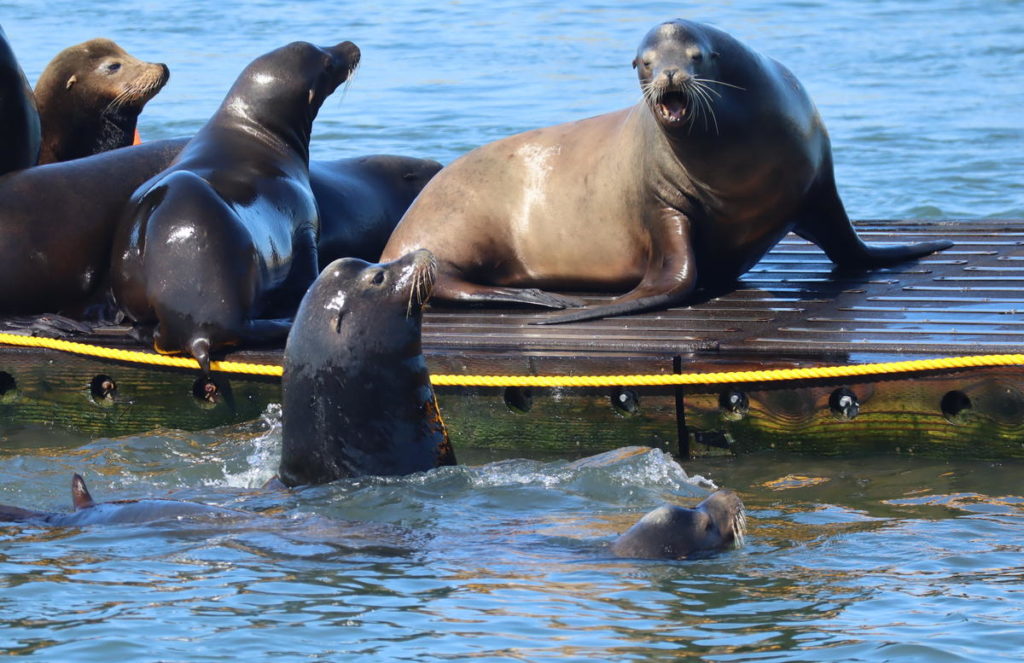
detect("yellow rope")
[0,331,1021,387]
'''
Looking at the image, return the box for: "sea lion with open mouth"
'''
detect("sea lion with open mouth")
[380,18,951,323]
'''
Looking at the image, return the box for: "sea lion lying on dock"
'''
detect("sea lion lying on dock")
[380,18,951,323]
[0,26,41,175]
[111,40,361,373]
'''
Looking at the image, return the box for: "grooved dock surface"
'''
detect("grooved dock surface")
[418,220,1024,362]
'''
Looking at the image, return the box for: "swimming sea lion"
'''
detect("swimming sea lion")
[611,489,746,559]
[0,473,242,526]
[380,18,952,323]
[34,38,168,164]
[110,40,360,373]
[311,154,442,267]
[279,249,456,486]
[0,25,40,174]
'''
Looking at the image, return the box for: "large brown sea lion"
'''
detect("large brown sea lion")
[0,473,243,526]
[279,249,456,486]
[34,38,168,164]
[0,25,40,175]
[110,40,360,373]
[611,489,746,559]
[380,19,952,323]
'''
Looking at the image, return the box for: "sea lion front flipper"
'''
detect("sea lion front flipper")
[433,265,585,310]
[794,167,953,268]
[71,473,96,510]
[534,210,696,324]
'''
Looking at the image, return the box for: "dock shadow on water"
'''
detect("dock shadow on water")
[0,410,1021,661]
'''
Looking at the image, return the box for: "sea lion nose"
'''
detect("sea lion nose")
[663,67,682,85]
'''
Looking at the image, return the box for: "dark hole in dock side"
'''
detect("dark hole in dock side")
[89,374,117,406]
[0,371,16,403]
[611,387,640,415]
[718,388,749,420]
[192,377,221,408]
[829,388,860,420]
[503,386,533,413]
[941,390,972,423]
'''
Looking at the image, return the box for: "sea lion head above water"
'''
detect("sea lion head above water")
[279,249,456,486]
[611,489,746,559]
[34,38,169,164]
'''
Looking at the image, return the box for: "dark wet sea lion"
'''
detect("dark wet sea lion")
[380,18,952,323]
[0,473,242,526]
[0,138,189,315]
[279,249,456,487]
[110,40,360,373]
[311,154,442,267]
[0,25,41,174]
[611,489,746,559]
[34,38,168,164]
[0,139,437,318]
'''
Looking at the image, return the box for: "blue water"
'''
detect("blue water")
[2,1,1024,660]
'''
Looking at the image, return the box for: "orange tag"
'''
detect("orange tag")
[133,128,142,145]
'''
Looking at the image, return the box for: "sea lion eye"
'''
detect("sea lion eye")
[105,61,122,74]
[370,271,385,285]
[690,52,703,64]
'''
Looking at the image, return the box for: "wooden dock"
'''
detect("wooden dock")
[3,219,1024,459]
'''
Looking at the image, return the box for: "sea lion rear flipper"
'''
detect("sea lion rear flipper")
[794,170,953,268]
[71,473,96,510]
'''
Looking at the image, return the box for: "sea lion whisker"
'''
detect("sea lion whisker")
[691,78,723,98]
[690,82,719,134]
[695,77,745,91]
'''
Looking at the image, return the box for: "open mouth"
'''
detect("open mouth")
[655,90,688,124]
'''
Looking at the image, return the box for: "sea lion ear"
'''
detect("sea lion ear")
[308,88,315,104]
[631,57,638,70]
[65,74,78,90]
[711,51,720,59]
[71,473,96,510]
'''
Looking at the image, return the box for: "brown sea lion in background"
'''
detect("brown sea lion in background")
[110,40,360,373]
[0,25,41,174]
[0,473,243,526]
[34,38,168,164]
[380,18,952,323]
[279,249,455,486]
[611,489,746,559]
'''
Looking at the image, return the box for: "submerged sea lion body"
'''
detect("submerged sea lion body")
[381,19,951,323]
[0,474,241,527]
[279,249,456,486]
[34,38,168,164]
